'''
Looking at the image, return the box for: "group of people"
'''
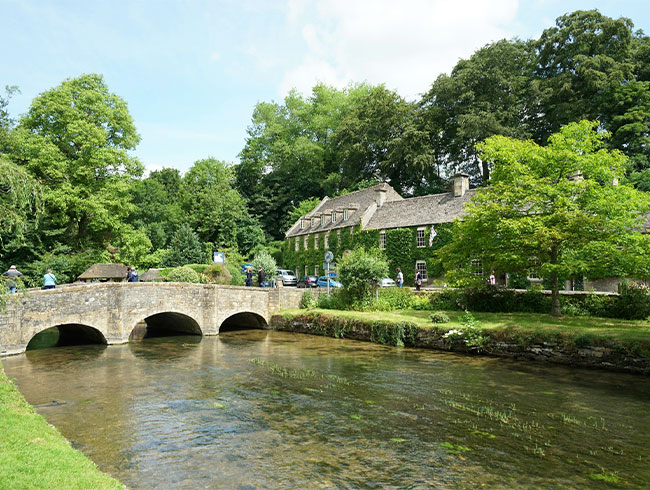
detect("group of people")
[394,268,423,290]
[244,266,266,287]
[2,265,56,293]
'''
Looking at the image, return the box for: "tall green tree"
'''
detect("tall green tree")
[7,74,143,253]
[0,159,42,249]
[440,121,650,316]
[421,39,537,183]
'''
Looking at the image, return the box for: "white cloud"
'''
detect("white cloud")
[280,0,520,99]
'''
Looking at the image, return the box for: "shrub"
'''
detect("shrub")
[301,290,317,309]
[615,281,650,320]
[166,265,201,283]
[316,289,350,310]
[252,251,277,284]
[377,287,414,310]
[412,295,435,310]
[430,311,450,324]
[202,264,232,285]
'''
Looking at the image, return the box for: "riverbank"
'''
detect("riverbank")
[273,309,650,374]
[0,363,124,489]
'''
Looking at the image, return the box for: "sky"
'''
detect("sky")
[2,0,649,174]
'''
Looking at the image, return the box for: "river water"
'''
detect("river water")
[3,330,650,489]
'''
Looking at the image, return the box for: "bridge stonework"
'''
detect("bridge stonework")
[0,283,304,356]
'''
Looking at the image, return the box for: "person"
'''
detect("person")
[126,266,139,283]
[245,266,253,287]
[43,269,56,290]
[489,270,496,286]
[257,265,266,287]
[415,270,422,291]
[396,268,404,288]
[3,265,23,294]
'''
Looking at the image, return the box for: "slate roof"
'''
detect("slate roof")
[78,263,127,281]
[365,189,476,230]
[285,183,402,238]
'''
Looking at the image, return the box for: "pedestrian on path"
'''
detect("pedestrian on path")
[257,266,266,287]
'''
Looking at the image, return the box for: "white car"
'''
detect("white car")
[379,277,396,287]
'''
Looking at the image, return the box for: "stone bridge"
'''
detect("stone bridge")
[0,282,305,356]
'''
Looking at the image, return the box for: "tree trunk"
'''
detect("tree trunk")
[550,246,560,317]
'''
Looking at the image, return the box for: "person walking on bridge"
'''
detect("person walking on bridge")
[43,269,56,290]
[3,265,23,294]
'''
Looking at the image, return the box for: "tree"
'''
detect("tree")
[252,250,277,284]
[338,248,389,302]
[440,121,650,316]
[163,223,206,267]
[0,159,42,249]
[6,74,143,250]
[421,39,537,183]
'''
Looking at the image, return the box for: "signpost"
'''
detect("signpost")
[324,251,334,295]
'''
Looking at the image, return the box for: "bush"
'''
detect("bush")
[615,281,650,320]
[316,289,350,310]
[301,290,317,309]
[377,287,414,310]
[411,295,435,310]
[252,251,277,284]
[202,264,232,285]
[430,311,450,323]
[166,265,201,283]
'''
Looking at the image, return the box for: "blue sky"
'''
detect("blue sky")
[2,0,649,174]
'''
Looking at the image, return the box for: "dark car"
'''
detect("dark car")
[297,275,319,288]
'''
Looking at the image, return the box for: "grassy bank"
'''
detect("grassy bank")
[276,309,650,372]
[0,363,123,490]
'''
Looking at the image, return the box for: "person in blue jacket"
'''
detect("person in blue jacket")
[43,269,56,290]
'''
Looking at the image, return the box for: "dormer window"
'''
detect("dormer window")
[331,212,336,224]
[343,209,349,221]
[320,215,325,226]
[311,217,317,228]
[299,219,305,230]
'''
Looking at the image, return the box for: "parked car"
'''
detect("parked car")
[297,275,319,288]
[276,269,297,286]
[318,276,343,288]
[379,277,396,287]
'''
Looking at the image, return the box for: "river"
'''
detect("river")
[3,329,650,489]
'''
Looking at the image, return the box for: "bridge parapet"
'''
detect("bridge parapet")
[0,282,304,356]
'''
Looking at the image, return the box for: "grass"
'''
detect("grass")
[0,363,124,489]
[281,308,650,345]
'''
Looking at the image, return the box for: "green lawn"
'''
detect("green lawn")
[0,364,124,490]
[281,308,650,346]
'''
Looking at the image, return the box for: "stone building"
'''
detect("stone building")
[284,174,475,285]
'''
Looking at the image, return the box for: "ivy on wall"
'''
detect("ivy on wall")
[281,222,453,280]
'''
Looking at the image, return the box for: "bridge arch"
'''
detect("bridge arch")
[26,323,108,350]
[219,311,268,332]
[130,311,203,339]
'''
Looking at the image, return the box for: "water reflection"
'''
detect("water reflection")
[3,330,650,489]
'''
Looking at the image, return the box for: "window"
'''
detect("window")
[314,233,319,250]
[304,235,308,249]
[379,230,386,250]
[320,215,325,226]
[337,229,341,246]
[471,258,483,277]
[416,227,426,248]
[300,219,304,230]
[324,232,329,249]
[331,212,336,224]
[416,260,427,281]
[350,226,354,236]
[295,268,299,279]
[295,237,299,251]
[305,265,308,277]
[343,209,349,221]
[315,265,319,276]
[528,259,540,279]
[311,217,316,228]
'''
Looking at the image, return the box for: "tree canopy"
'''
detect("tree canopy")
[440,121,650,315]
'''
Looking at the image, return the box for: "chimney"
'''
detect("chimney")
[375,185,388,208]
[452,173,470,197]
